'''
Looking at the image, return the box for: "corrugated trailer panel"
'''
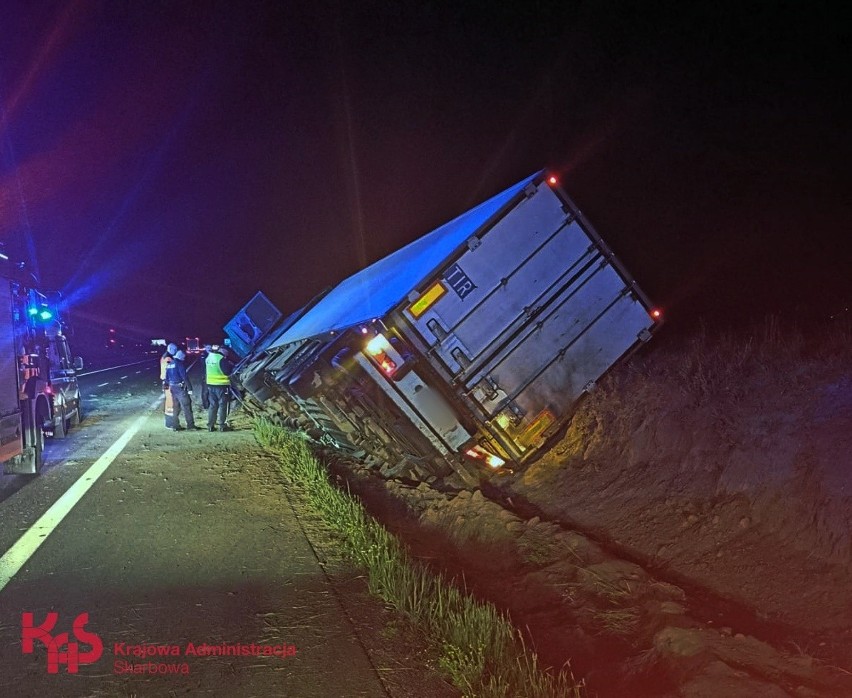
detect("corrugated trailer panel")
[406,182,578,366]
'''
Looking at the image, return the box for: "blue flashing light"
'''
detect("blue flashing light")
[28,307,38,316]
[39,310,53,320]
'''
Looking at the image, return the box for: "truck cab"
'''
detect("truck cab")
[41,323,84,438]
[0,279,84,474]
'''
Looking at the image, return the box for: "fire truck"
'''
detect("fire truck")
[0,272,84,474]
[227,170,661,484]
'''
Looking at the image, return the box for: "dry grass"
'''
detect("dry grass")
[665,314,850,405]
[559,313,852,456]
[254,419,585,697]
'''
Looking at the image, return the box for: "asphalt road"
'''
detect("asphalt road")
[0,359,402,697]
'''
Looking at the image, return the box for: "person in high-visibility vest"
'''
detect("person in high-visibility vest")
[204,344,234,431]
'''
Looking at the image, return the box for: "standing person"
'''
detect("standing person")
[164,349,199,431]
[204,343,234,432]
[160,343,178,429]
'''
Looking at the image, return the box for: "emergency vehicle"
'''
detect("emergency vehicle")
[0,270,84,474]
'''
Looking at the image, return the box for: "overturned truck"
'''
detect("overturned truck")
[227,171,661,484]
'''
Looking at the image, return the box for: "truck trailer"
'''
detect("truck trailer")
[228,171,661,482]
[0,271,84,474]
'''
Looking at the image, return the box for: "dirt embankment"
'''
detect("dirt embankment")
[327,461,852,697]
[313,318,852,697]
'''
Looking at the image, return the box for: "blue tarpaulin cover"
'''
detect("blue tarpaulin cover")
[267,171,542,349]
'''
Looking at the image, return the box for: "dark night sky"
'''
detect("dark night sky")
[1,1,848,349]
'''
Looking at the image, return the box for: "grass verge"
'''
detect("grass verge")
[254,418,584,697]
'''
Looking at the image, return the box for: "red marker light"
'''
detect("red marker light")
[548,176,557,185]
[651,309,662,319]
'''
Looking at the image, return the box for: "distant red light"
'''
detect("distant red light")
[548,176,557,185]
[651,309,662,319]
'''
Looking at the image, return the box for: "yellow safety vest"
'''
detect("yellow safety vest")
[159,355,172,380]
[205,352,230,385]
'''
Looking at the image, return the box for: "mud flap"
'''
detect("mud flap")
[164,389,175,429]
[4,446,40,475]
[54,405,67,438]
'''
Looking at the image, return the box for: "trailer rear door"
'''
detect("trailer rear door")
[405,181,656,457]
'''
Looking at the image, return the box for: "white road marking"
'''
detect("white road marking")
[97,382,110,387]
[0,396,163,594]
[119,375,129,380]
[135,371,142,374]
[78,359,152,377]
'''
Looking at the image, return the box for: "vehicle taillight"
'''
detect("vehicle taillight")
[365,334,398,376]
[464,445,506,469]
[547,176,558,185]
[650,308,662,320]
